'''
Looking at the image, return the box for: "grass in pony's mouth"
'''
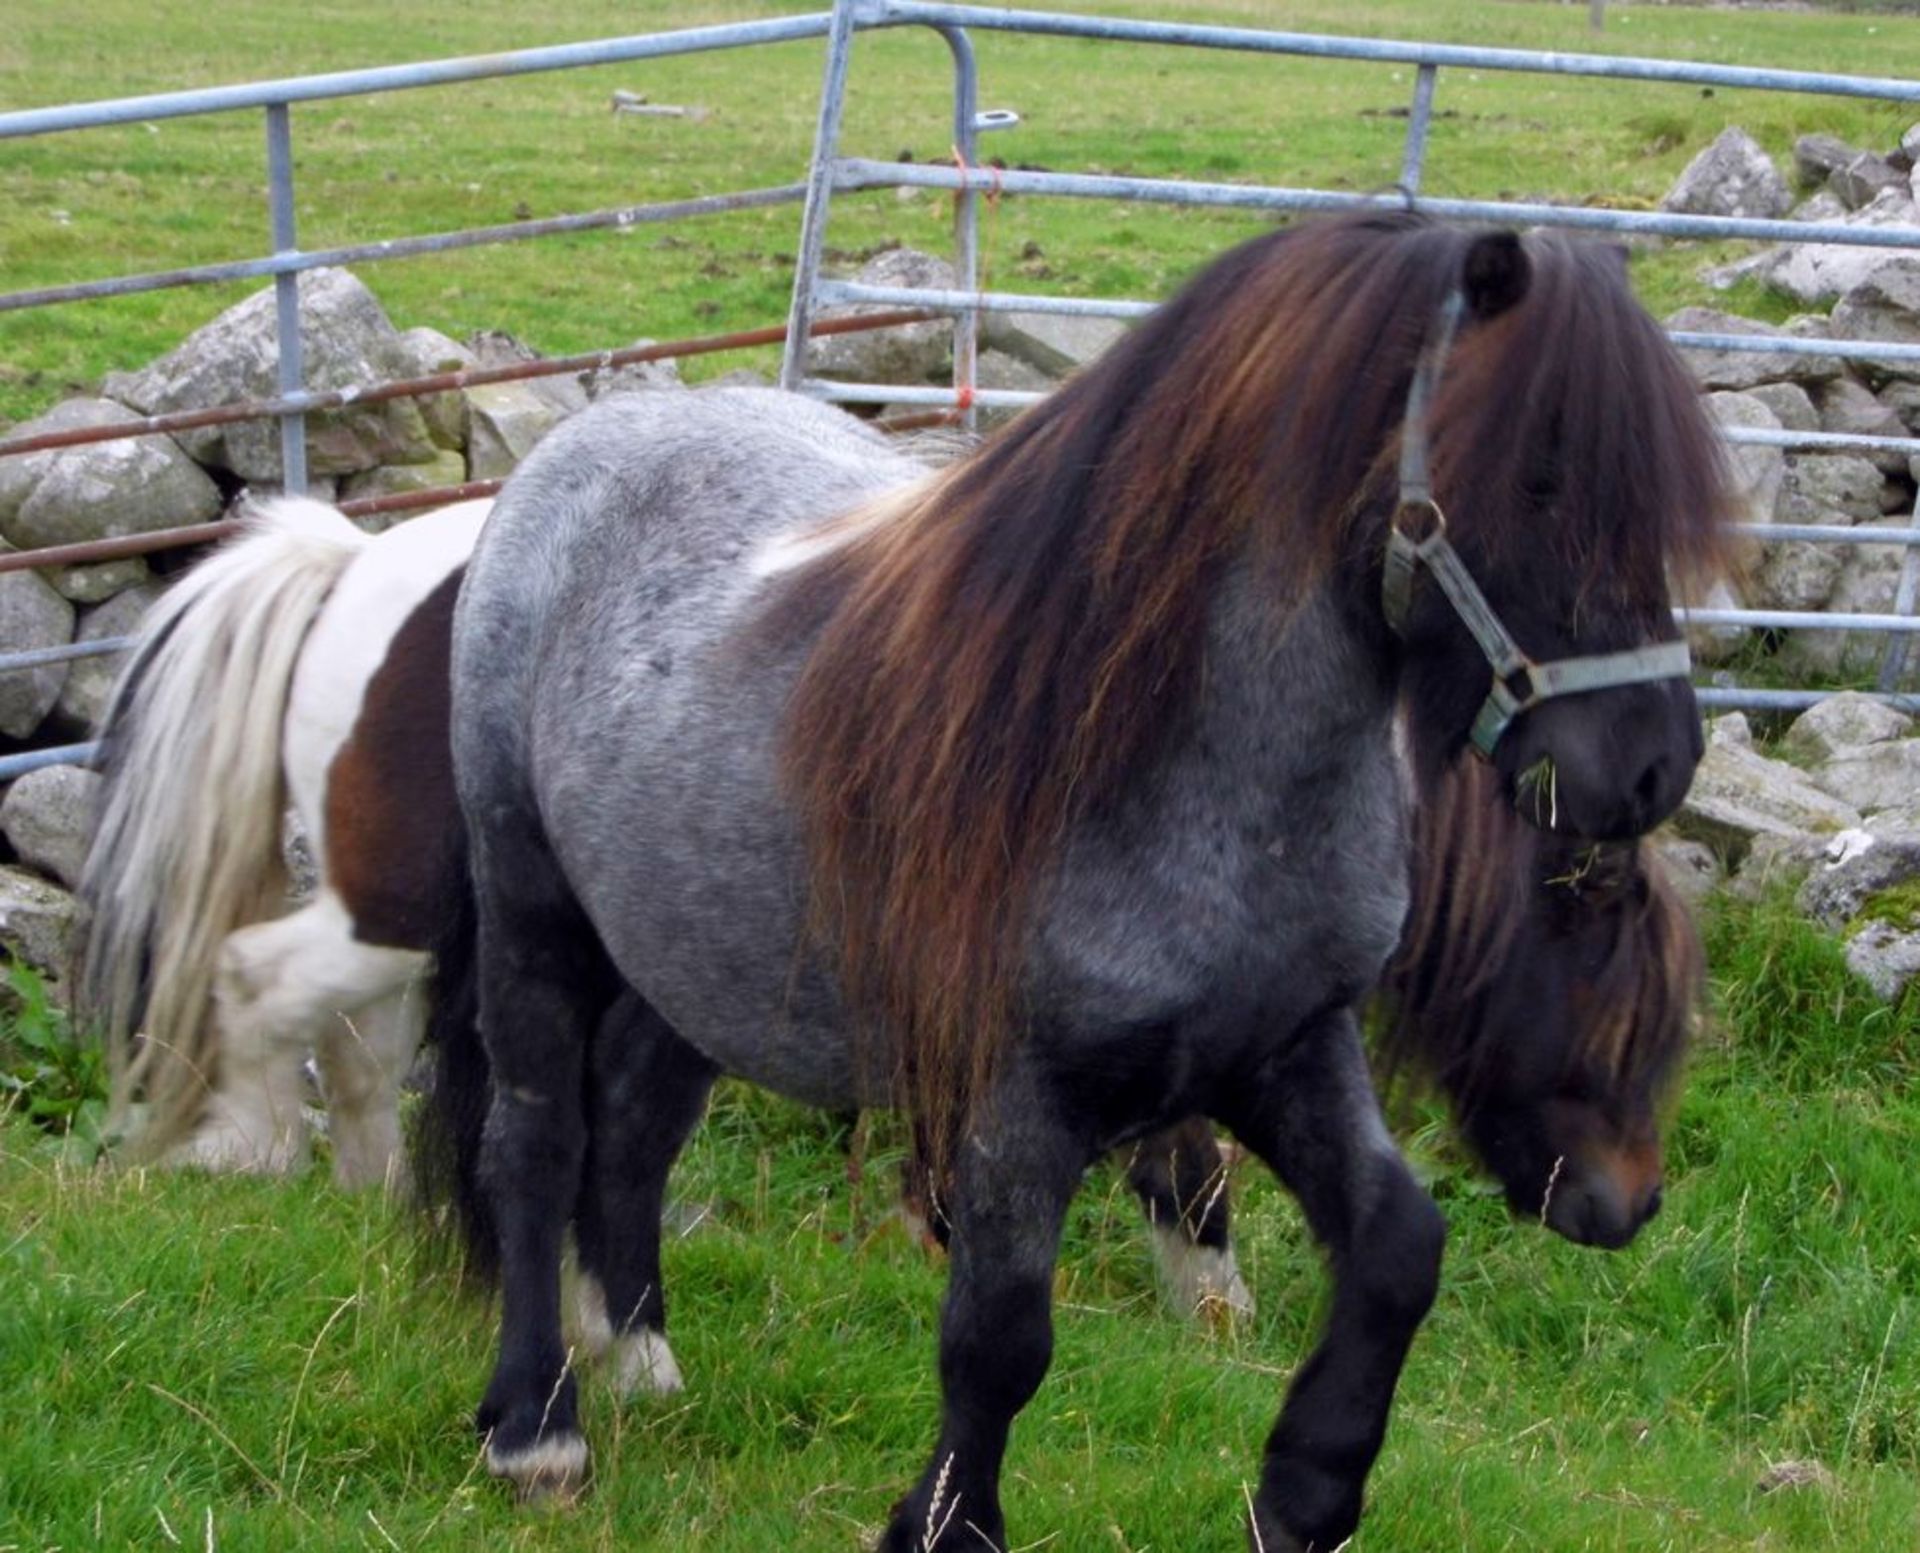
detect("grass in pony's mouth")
[1516,755,1559,831]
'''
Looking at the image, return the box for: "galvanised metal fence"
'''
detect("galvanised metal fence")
[5,0,1920,783]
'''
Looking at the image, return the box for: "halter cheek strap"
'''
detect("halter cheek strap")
[1381,287,1693,760]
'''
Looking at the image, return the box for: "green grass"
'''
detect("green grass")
[2,894,1916,1550]
[7,1,1920,422]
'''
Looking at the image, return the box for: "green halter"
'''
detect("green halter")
[1380,288,1693,759]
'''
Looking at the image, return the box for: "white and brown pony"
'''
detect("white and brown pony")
[76,496,485,1187]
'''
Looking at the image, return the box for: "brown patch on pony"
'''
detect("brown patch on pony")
[324,568,463,951]
[1380,757,1703,1106]
[768,211,1731,1180]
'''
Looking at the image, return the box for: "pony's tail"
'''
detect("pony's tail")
[74,497,370,1159]
[411,819,499,1283]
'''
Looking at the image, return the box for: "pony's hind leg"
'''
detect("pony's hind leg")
[467,815,616,1500]
[571,990,718,1399]
[1216,1008,1446,1553]
[879,1066,1094,1553]
[313,979,426,1192]
[1126,1116,1254,1322]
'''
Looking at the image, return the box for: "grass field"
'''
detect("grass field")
[1,893,1917,1551]
[6,1,1920,424]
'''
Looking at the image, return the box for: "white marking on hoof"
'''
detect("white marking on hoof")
[485,1431,589,1503]
[168,1115,305,1175]
[1151,1224,1256,1324]
[571,1271,616,1359]
[612,1327,684,1397]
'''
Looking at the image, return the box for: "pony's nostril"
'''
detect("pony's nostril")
[1643,1186,1664,1222]
[1633,755,1668,824]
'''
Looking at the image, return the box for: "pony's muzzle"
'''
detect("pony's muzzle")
[1542,1140,1664,1250]
[1500,677,1704,842]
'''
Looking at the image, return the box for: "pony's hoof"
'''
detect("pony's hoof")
[1246,1504,1312,1553]
[168,1121,305,1176]
[611,1327,684,1398]
[1151,1229,1257,1326]
[485,1430,590,1504]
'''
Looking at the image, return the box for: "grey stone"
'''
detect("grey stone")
[1648,832,1722,913]
[46,556,152,605]
[1727,830,1835,902]
[974,348,1055,428]
[464,383,568,482]
[1791,190,1851,226]
[982,311,1129,378]
[1755,511,1847,615]
[0,398,222,552]
[463,331,590,418]
[1793,133,1859,188]
[1704,392,1785,531]
[808,249,957,386]
[1878,380,1920,432]
[1784,453,1888,524]
[1816,378,1910,474]
[1777,539,1908,681]
[1807,739,1920,815]
[1830,152,1907,211]
[0,570,74,739]
[704,369,770,391]
[1845,920,1920,1000]
[1682,576,1751,667]
[0,763,101,890]
[1660,128,1792,220]
[1760,456,1895,628]
[392,326,474,451]
[1831,262,1920,385]
[0,864,76,976]
[1746,382,1820,433]
[1673,738,1863,865]
[338,449,470,521]
[103,267,438,481]
[55,585,162,733]
[1710,712,1755,750]
[1669,309,1843,391]
[1784,691,1915,762]
[1797,824,1920,927]
[583,341,686,400]
[1713,188,1920,305]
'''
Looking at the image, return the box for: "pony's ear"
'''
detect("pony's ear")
[1461,230,1531,321]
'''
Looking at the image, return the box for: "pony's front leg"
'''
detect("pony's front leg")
[1217,1008,1446,1553]
[879,1076,1092,1553]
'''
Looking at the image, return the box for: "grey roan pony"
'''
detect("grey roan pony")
[428,212,1728,1548]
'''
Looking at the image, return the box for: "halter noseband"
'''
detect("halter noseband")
[1381,288,1693,759]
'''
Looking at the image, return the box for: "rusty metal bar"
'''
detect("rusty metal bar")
[0,309,936,463]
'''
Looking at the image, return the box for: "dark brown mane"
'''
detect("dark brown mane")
[773,211,1726,1174]
[1379,757,1702,1104]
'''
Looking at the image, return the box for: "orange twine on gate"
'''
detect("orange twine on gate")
[948,143,1005,425]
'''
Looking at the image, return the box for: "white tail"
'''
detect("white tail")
[76,497,371,1158]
